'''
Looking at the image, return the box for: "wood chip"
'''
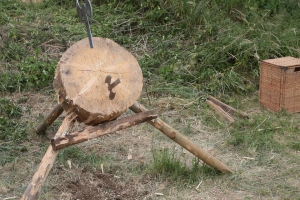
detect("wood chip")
[196,181,203,190]
[100,164,104,174]
[127,154,132,160]
[67,160,72,169]
[154,193,164,196]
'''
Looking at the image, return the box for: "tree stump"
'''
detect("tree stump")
[53,37,143,125]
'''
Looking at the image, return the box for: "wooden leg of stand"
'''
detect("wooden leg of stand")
[130,102,232,173]
[51,109,158,151]
[35,104,64,135]
[21,113,76,200]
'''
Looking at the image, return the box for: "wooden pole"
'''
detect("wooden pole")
[207,100,235,123]
[129,102,232,173]
[21,113,77,200]
[208,96,248,119]
[51,109,158,151]
[35,104,64,135]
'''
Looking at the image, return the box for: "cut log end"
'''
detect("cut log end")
[53,37,143,125]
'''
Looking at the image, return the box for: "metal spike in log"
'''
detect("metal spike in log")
[76,0,94,48]
[53,37,143,125]
[129,102,232,173]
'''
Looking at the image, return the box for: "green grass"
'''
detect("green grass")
[0,97,29,165]
[1,0,300,95]
[57,145,111,170]
[151,148,220,185]
[1,0,300,199]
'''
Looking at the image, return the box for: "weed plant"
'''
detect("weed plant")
[1,0,300,95]
[0,98,28,165]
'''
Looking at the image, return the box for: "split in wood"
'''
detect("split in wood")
[51,109,158,151]
[207,96,248,123]
[105,75,121,100]
[53,37,143,124]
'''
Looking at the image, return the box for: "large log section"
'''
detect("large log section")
[53,37,143,125]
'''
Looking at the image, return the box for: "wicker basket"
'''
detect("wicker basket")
[260,56,300,113]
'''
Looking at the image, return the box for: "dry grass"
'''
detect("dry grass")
[1,1,300,199]
[1,91,300,200]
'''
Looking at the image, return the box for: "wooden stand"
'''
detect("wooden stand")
[22,37,231,199]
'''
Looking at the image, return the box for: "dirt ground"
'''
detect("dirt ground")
[1,92,300,200]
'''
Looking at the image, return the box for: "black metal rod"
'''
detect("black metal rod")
[83,4,94,48]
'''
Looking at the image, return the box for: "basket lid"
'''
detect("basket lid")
[261,56,300,68]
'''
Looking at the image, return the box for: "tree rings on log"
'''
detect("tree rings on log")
[53,37,143,125]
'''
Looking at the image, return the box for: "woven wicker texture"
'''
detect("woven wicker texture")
[260,56,300,113]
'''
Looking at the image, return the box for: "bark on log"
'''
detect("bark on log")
[21,113,76,200]
[51,109,158,151]
[208,96,248,119]
[207,100,235,123]
[53,37,143,125]
[35,104,64,135]
[129,102,232,173]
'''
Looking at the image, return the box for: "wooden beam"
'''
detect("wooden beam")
[35,104,64,135]
[207,100,235,123]
[129,102,232,173]
[208,96,248,119]
[21,113,77,200]
[51,109,158,151]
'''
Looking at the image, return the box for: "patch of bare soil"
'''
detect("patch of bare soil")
[59,173,149,200]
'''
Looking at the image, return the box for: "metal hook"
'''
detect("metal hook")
[76,0,94,48]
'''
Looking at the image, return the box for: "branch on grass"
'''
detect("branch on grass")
[207,100,235,123]
[208,96,248,119]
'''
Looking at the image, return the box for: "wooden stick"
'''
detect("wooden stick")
[35,104,64,135]
[208,96,248,119]
[51,109,158,151]
[129,102,232,173]
[207,100,235,123]
[21,113,76,200]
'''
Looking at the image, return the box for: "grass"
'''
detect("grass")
[0,97,29,165]
[1,0,300,199]
[151,148,220,185]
